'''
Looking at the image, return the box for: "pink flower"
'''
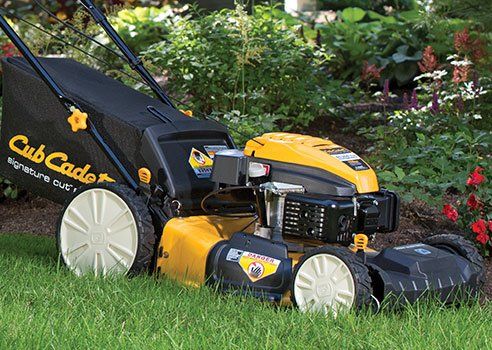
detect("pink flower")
[1,43,17,58]
[454,28,471,53]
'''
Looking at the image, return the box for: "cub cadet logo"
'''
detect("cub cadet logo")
[9,134,115,184]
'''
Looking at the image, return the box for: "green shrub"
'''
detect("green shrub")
[110,5,180,55]
[320,0,416,13]
[315,7,475,86]
[141,4,343,143]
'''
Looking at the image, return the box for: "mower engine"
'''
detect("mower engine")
[211,146,399,245]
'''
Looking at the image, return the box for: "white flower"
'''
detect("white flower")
[154,13,168,23]
[472,114,482,120]
[450,59,473,67]
[443,94,459,101]
[432,70,448,80]
[414,72,432,81]
[460,82,488,100]
[414,69,448,82]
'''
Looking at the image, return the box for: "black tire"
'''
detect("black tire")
[423,233,485,288]
[291,246,373,313]
[56,183,155,276]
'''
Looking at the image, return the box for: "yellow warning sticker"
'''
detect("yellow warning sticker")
[188,148,214,179]
[239,251,281,282]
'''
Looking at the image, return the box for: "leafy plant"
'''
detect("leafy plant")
[141,4,343,143]
[0,176,19,200]
[315,7,426,85]
[369,129,490,204]
[110,5,180,54]
[319,0,416,13]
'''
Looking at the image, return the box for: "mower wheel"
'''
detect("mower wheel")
[291,246,373,315]
[57,183,155,276]
[423,233,485,287]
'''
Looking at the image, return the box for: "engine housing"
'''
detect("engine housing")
[282,190,400,243]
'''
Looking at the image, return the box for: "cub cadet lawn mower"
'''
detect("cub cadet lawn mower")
[0,1,484,314]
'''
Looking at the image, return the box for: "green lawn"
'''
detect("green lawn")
[0,233,491,350]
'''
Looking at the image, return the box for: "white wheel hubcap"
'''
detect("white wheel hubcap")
[59,188,138,276]
[294,253,356,315]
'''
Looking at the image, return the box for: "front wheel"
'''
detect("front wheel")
[291,246,373,315]
[423,233,485,288]
[57,183,155,276]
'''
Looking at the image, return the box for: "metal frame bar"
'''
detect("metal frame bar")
[79,0,175,108]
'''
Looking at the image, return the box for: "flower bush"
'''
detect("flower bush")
[442,166,491,255]
[355,27,490,204]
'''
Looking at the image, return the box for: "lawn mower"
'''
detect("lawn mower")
[0,1,485,315]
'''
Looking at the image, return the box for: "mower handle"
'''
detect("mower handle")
[78,0,175,109]
[0,12,139,191]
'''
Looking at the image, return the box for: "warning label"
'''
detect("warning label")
[203,145,229,159]
[238,251,281,282]
[322,147,370,171]
[188,148,214,179]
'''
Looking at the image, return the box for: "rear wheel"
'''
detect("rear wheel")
[423,233,485,288]
[291,246,373,315]
[57,183,155,276]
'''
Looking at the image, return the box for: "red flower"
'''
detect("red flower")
[471,38,486,62]
[454,28,471,53]
[1,43,17,58]
[471,219,487,235]
[442,204,459,222]
[361,61,383,83]
[489,221,492,232]
[418,46,439,73]
[476,233,489,245]
[466,193,481,211]
[466,166,485,186]
[452,65,470,84]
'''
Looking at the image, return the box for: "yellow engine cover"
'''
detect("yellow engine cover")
[155,216,255,286]
[244,132,379,194]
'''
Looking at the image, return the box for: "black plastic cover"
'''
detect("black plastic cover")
[283,193,356,243]
[206,232,292,301]
[357,189,400,233]
[210,149,249,186]
[0,57,233,209]
[367,243,481,304]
